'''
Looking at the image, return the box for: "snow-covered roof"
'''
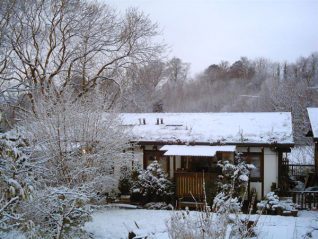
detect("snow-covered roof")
[159,145,236,157]
[307,108,318,139]
[120,112,293,145]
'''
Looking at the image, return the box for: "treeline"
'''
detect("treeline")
[125,54,318,144]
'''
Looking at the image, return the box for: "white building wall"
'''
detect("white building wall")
[133,147,144,168]
[263,147,278,196]
[169,156,174,178]
[175,156,181,169]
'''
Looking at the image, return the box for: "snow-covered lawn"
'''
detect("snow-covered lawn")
[84,208,318,239]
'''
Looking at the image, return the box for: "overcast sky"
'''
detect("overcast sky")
[106,0,318,75]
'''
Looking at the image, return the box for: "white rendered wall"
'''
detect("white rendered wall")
[176,156,181,169]
[133,147,144,168]
[169,156,174,178]
[263,148,278,196]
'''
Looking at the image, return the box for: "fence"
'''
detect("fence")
[288,191,318,210]
[174,172,216,199]
[281,160,315,177]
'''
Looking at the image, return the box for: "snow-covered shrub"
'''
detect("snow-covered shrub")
[257,192,299,215]
[216,155,255,199]
[131,160,173,203]
[21,187,91,239]
[0,132,34,231]
[144,202,173,210]
[167,205,257,239]
[213,154,255,213]
[118,166,132,195]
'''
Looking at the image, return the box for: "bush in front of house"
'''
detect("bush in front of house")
[257,192,299,215]
[131,160,173,204]
[118,166,133,195]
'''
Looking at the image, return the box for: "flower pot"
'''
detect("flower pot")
[291,210,298,217]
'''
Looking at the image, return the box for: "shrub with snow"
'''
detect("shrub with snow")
[0,132,34,231]
[131,161,173,204]
[118,166,133,195]
[21,187,91,239]
[213,154,255,212]
[257,192,299,214]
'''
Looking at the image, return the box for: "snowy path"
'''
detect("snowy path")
[84,208,318,239]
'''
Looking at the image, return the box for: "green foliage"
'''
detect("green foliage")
[118,166,132,195]
[216,154,254,200]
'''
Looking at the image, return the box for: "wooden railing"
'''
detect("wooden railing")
[174,172,216,199]
[288,191,318,210]
[281,160,315,177]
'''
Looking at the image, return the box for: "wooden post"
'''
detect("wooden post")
[315,142,318,175]
[277,150,283,191]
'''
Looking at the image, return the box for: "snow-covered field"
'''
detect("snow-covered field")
[84,208,318,239]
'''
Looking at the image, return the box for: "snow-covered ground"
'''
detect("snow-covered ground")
[84,208,318,239]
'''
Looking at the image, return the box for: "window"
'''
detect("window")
[217,152,234,161]
[245,153,262,181]
[144,150,169,173]
[180,156,216,172]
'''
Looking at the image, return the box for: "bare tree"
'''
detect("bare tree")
[19,90,131,193]
[165,57,190,84]
[121,61,166,112]
[4,0,163,112]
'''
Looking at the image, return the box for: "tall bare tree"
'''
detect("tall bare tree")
[3,0,162,113]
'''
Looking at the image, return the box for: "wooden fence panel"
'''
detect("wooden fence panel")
[288,191,318,210]
[175,172,216,199]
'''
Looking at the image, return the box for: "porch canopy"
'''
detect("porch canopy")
[159,145,236,157]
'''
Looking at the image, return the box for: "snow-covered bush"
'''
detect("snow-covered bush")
[144,202,173,210]
[22,187,91,239]
[167,205,257,239]
[131,161,173,203]
[118,166,133,195]
[216,156,255,199]
[257,192,299,215]
[0,132,34,231]
[213,154,255,213]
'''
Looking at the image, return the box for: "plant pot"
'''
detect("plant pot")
[275,207,283,215]
[282,210,292,216]
[120,195,131,203]
[291,210,298,217]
